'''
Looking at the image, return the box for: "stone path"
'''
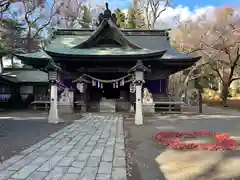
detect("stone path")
[0,114,126,180]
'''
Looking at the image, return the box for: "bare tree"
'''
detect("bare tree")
[0,0,10,14]
[54,0,95,28]
[171,7,240,106]
[1,0,60,53]
[137,0,171,29]
[21,0,58,52]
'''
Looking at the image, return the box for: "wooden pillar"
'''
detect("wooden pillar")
[80,82,87,112]
[68,89,74,107]
[0,56,3,73]
[48,83,59,123]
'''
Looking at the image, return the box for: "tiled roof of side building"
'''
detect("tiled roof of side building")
[1,69,48,83]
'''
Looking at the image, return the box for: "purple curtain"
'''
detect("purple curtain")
[63,79,76,89]
[145,79,166,93]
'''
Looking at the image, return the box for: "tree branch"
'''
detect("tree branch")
[32,12,57,39]
[230,77,240,83]
[31,1,57,38]
[156,0,171,19]
[0,0,10,13]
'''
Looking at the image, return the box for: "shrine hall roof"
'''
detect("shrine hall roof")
[13,29,199,70]
[45,29,196,60]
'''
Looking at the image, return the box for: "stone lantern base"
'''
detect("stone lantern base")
[143,103,155,113]
[58,103,74,114]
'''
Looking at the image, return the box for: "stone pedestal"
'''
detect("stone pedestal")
[143,103,155,113]
[58,104,74,114]
[81,104,87,112]
[58,88,74,116]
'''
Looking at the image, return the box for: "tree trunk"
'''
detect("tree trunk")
[183,72,192,105]
[198,89,203,113]
[221,83,229,107]
[151,18,156,29]
[218,77,222,93]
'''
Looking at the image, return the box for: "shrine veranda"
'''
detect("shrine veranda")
[0,4,200,115]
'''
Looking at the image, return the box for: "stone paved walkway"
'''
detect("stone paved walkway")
[0,114,126,180]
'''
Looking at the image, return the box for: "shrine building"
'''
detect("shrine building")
[0,3,200,115]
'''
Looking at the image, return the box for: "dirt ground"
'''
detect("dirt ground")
[0,118,70,162]
[124,110,240,180]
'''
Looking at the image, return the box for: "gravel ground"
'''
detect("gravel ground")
[0,119,69,162]
[124,112,240,180]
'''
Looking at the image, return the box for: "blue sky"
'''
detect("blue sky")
[107,0,239,10]
[172,0,240,10]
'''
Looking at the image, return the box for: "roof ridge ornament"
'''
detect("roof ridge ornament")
[128,60,151,73]
[97,2,117,26]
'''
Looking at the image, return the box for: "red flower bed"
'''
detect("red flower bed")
[155,131,238,151]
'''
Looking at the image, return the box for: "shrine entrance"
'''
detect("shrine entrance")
[102,83,120,99]
[87,83,130,101]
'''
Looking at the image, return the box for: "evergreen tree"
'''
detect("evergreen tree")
[82,5,91,28]
[126,8,136,29]
[114,8,126,28]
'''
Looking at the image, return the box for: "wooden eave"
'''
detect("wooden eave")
[44,49,166,60]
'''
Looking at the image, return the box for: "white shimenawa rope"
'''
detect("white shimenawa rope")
[82,73,131,83]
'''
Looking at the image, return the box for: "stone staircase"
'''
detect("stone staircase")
[99,99,116,112]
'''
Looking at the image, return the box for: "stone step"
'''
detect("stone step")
[99,99,116,112]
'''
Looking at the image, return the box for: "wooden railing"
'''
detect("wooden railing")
[32,95,50,110]
[34,95,50,101]
[153,95,184,113]
[154,96,182,102]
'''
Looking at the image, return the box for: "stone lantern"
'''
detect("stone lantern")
[46,62,61,124]
[128,60,150,125]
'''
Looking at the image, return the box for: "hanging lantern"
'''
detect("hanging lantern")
[116,82,118,88]
[98,81,101,88]
[113,82,115,88]
[77,82,85,93]
[101,83,103,88]
[130,83,136,93]
[48,71,58,82]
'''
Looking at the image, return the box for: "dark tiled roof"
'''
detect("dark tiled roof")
[0,48,7,56]
[1,69,48,83]
[125,35,196,59]
[15,27,197,62]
